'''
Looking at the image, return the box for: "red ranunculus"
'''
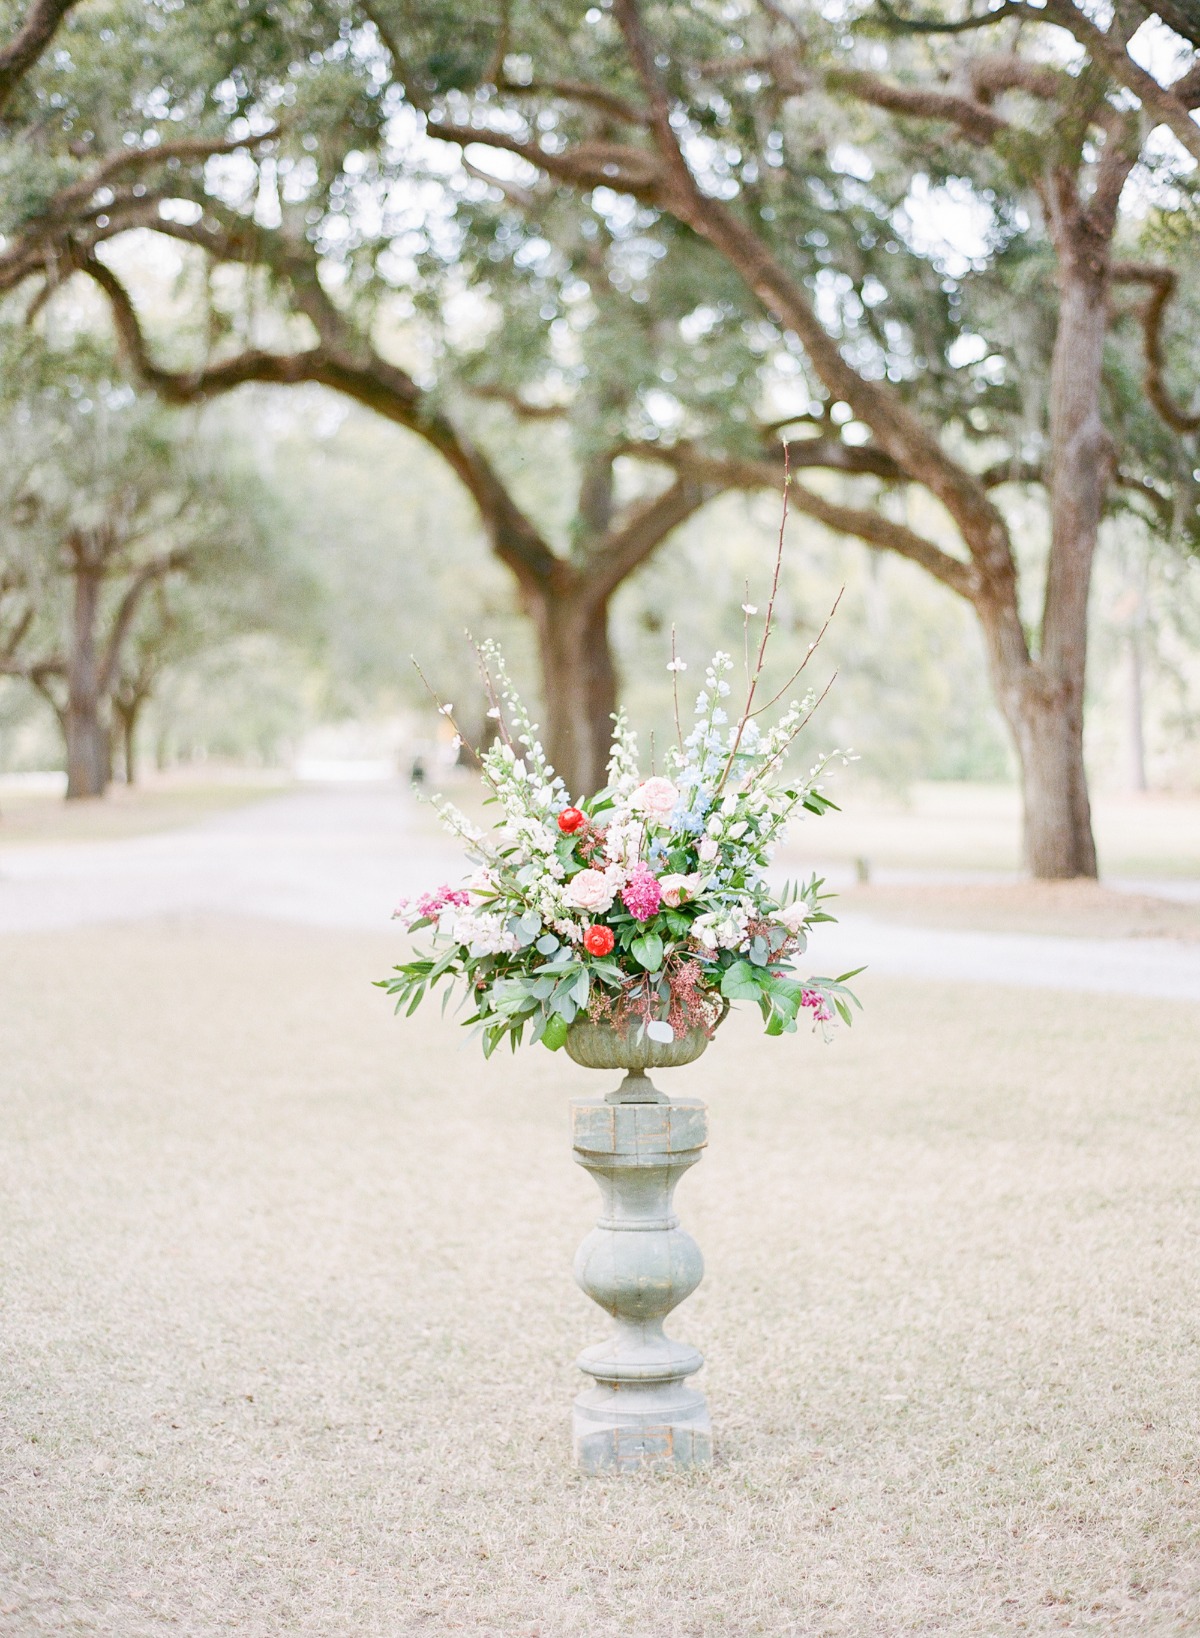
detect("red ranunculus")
[557,806,587,834]
[583,924,615,957]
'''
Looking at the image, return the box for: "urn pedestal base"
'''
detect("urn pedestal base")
[570,1091,712,1474]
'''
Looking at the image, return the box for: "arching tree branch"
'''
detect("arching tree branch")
[825,67,1008,142]
[79,252,566,595]
[874,0,1036,35]
[99,548,193,696]
[626,444,978,598]
[496,75,649,126]
[425,118,668,204]
[608,0,1017,595]
[43,130,279,222]
[585,477,711,604]
[468,383,568,420]
[0,0,79,116]
[1112,261,1200,433]
[620,433,904,482]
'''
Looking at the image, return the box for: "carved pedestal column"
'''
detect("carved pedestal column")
[570,1069,712,1474]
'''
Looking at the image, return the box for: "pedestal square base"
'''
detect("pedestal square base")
[569,1375,710,1480]
[573,1387,713,1474]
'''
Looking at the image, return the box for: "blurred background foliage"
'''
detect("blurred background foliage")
[3,338,1198,793]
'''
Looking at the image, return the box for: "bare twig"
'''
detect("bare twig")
[715,448,792,792]
[670,624,684,754]
[751,587,844,718]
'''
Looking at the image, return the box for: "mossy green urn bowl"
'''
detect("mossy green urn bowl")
[565,1020,710,1074]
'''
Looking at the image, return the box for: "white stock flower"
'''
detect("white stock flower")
[692,907,750,951]
[604,815,644,866]
[451,911,519,955]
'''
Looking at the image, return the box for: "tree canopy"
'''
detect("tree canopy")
[1,0,1197,863]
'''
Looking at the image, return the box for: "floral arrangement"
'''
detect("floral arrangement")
[382,509,862,1059]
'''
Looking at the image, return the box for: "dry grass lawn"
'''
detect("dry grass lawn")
[2,918,1200,1636]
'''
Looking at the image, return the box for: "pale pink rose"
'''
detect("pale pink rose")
[697,836,719,863]
[776,901,809,934]
[631,776,680,823]
[564,868,616,913]
[659,871,705,908]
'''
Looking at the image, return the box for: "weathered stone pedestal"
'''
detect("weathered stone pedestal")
[570,1068,712,1474]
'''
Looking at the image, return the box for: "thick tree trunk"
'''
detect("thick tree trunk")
[65,566,109,800]
[978,582,1099,879]
[530,586,617,797]
[1008,675,1098,878]
[1021,252,1112,877]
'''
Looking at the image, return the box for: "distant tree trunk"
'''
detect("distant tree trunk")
[114,697,142,786]
[530,584,616,797]
[65,562,109,799]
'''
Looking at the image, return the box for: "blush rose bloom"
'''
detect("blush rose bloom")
[564,868,617,913]
[658,871,706,908]
[631,776,680,823]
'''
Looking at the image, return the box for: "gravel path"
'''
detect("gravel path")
[3,782,1199,999]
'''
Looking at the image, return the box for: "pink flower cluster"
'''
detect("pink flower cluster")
[394,883,471,922]
[418,884,470,917]
[801,989,833,1023]
[621,863,662,922]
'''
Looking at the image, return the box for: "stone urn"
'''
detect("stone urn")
[565,1019,714,1474]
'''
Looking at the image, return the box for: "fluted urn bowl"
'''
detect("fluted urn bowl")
[565,1019,711,1073]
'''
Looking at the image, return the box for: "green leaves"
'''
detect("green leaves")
[542,1013,570,1052]
[630,932,664,972]
[720,960,763,1001]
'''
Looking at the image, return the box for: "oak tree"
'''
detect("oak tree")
[413,0,1200,875]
